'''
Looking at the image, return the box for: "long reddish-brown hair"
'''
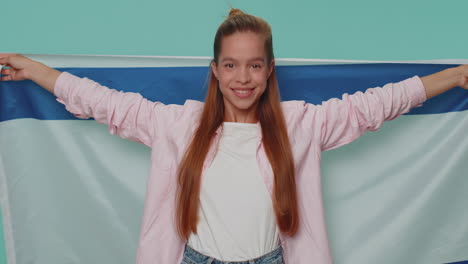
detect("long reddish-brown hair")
[176,8,299,240]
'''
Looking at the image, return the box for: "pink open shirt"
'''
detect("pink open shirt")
[54,72,426,264]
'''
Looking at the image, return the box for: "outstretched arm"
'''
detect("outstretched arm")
[307,64,467,152]
[421,65,468,99]
[0,53,182,147]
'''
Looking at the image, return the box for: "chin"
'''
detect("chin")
[238,101,259,111]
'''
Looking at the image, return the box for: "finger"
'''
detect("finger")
[0,53,17,58]
[0,75,12,81]
[0,57,9,64]
[1,68,12,75]
[0,55,14,65]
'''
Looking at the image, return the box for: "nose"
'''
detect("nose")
[236,67,251,84]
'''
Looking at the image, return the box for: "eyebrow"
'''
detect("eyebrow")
[220,57,266,63]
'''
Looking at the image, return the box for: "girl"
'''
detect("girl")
[1,8,467,264]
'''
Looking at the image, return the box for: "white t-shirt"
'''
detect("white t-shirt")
[187,122,280,261]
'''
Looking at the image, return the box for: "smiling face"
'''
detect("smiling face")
[212,31,274,123]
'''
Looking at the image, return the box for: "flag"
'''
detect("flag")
[1,55,467,264]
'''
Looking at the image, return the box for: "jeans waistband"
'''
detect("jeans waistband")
[182,243,284,264]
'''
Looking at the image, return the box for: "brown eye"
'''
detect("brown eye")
[225,63,234,68]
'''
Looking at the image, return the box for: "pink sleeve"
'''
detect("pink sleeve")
[54,72,176,147]
[304,76,427,152]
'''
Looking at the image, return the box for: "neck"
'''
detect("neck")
[223,105,259,124]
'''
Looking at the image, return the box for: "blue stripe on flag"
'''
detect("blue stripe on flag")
[1,64,467,122]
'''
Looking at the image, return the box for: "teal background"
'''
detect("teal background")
[1,0,467,263]
[1,0,467,60]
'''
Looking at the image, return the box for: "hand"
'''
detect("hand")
[0,54,61,93]
[456,65,468,90]
[421,64,468,99]
[0,53,39,81]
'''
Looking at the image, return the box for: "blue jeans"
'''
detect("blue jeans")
[180,243,285,264]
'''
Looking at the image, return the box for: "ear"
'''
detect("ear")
[211,61,219,79]
[268,59,275,78]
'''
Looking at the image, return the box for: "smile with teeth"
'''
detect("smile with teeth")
[232,88,255,98]
[235,89,251,94]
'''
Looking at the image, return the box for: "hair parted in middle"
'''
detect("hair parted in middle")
[175,8,299,241]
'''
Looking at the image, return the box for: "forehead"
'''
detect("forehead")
[219,31,267,62]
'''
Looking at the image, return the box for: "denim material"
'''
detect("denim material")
[180,243,284,264]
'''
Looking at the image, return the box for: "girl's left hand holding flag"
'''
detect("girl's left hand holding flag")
[421,64,468,99]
